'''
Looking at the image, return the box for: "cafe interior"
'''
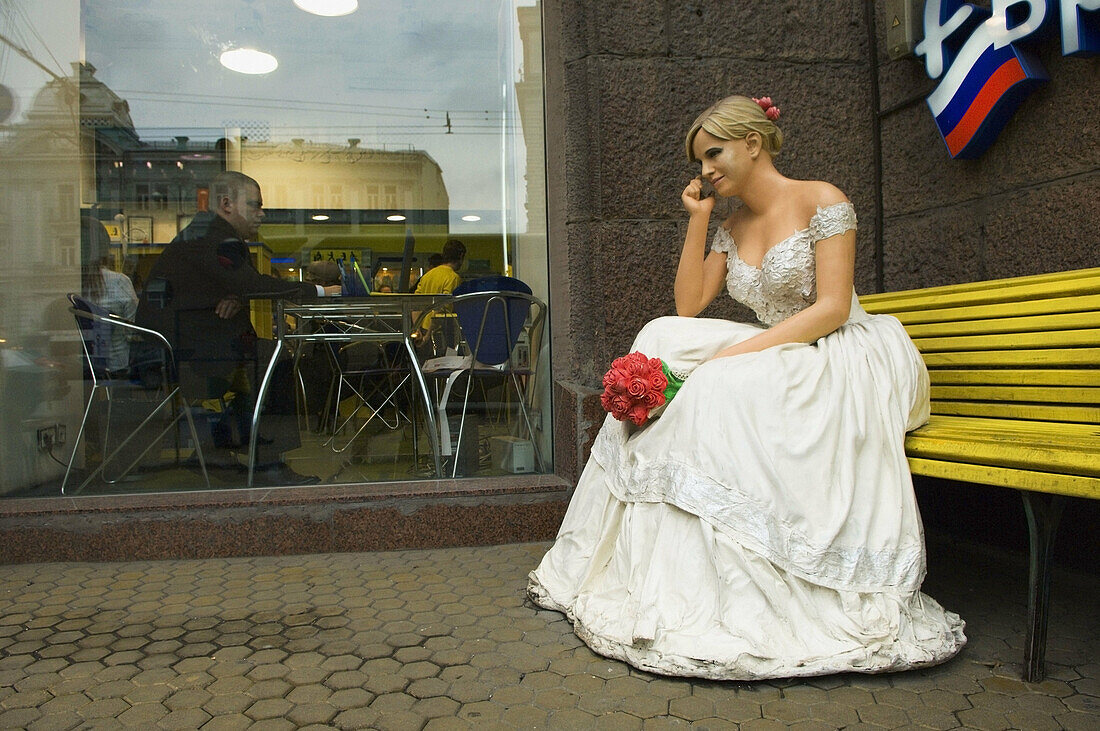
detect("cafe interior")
[0,0,550,497]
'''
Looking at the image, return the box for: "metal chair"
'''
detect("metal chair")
[411,278,547,477]
[64,294,209,494]
[321,336,410,453]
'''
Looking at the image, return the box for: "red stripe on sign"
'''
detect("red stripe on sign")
[945,57,1027,157]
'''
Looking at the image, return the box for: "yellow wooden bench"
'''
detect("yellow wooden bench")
[861,267,1100,682]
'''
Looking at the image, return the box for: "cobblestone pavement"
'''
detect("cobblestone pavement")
[0,537,1097,730]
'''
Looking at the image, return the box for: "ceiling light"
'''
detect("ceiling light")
[311,214,330,221]
[220,48,278,75]
[386,214,406,222]
[461,215,481,222]
[294,0,358,17]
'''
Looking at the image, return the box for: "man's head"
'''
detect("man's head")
[441,238,466,268]
[210,171,265,241]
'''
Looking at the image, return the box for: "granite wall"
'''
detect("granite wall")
[872,3,1100,290]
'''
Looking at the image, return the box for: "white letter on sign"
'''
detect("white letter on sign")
[1062,0,1100,54]
[916,0,976,78]
[989,0,1049,49]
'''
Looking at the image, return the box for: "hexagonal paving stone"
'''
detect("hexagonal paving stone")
[164,687,213,711]
[286,666,330,686]
[286,701,338,725]
[669,695,716,721]
[116,702,170,726]
[619,693,670,719]
[328,687,376,711]
[400,660,441,680]
[245,679,292,701]
[77,697,130,720]
[369,691,417,713]
[159,707,213,730]
[246,696,295,720]
[406,677,450,700]
[204,692,254,715]
[533,687,581,711]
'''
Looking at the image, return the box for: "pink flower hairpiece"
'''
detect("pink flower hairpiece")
[753,96,781,121]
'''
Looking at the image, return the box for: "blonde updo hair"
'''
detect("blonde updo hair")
[685,95,783,162]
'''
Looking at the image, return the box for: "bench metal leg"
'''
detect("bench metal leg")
[1020,492,1065,683]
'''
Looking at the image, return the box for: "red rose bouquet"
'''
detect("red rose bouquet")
[600,352,686,426]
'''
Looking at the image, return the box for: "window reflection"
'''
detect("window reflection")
[0,0,548,497]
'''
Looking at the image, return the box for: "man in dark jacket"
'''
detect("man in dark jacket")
[137,171,339,485]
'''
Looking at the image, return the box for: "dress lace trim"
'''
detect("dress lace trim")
[590,420,926,595]
[810,201,857,240]
[710,202,857,327]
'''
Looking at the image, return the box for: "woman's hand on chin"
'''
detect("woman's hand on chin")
[682,177,716,218]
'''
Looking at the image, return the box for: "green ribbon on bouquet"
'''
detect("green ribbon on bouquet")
[660,361,686,404]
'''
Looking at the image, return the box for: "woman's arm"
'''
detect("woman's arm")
[675,178,729,317]
[709,227,855,359]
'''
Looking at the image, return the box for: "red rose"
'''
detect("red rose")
[628,404,649,426]
[626,377,647,397]
[642,390,663,409]
[649,371,668,392]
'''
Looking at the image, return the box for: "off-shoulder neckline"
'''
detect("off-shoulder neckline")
[718,201,854,271]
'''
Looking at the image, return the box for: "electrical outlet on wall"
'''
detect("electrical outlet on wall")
[37,425,56,451]
[36,423,66,452]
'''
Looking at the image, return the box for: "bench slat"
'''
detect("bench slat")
[864,279,1100,314]
[885,294,1100,326]
[930,400,1100,423]
[918,413,1098,432]
[915,428,1100,454]
[863,268,1100,301]
[861,268,1100,310]
[905,311,1100,338]
[914,425,1100,454]
[930,385,1100,405]
[906,457,1100,499]
[906,436,1099,478]
[913,328,1100,352]
[921,348,1100,367]
[928,369,1100,387]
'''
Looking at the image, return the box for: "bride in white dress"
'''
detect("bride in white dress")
[528,95,966,680]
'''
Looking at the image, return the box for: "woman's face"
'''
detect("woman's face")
[692,129,752,198]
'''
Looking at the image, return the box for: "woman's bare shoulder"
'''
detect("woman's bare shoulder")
[796,180,849,211]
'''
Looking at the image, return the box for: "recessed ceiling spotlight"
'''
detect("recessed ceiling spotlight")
[311,214,330,221]
[219,48,278,75]
[294,0,358,17]
[461,215,481,222]
[386,214,406,222]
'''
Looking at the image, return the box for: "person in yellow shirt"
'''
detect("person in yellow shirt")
[415,239,465,295]
[414,238,466,352]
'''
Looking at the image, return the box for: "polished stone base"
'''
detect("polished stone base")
[0,475,571,564]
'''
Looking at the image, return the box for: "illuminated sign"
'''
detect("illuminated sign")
[915,0,1099,159]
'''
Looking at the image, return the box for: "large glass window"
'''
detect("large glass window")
[0,0,548,497]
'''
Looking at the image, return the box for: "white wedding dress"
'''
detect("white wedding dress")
[529,202,966,680]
